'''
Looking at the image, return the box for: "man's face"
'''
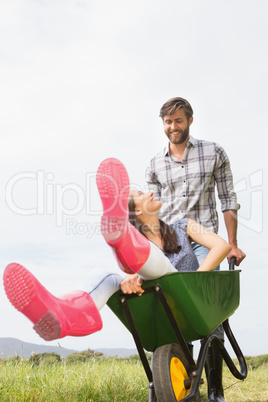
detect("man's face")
[163,108,193,145]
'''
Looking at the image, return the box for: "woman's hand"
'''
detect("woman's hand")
[120,274,144,296]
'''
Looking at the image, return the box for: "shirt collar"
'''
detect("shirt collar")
[188,135,198,146]
[164,135,197,156]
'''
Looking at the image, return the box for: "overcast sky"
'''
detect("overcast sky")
[0,0,267,358]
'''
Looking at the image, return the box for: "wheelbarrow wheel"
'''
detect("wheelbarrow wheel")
[152,343,193,401]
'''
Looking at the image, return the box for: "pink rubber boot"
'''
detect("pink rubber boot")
[96,158,151,274]
[3,263,103,341]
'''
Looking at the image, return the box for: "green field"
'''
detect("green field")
[0,352,267,401]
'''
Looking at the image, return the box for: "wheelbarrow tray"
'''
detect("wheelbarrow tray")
[107,270,240,352]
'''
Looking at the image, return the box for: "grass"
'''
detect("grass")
[200,366,268,401]
[0,356,149,401]
[0,354,267,401]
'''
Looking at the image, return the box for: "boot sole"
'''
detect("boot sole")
[96,158,130,243]
[3,263,36,312]
[4,263,61,341]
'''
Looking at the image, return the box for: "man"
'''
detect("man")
[146,97,245,266]
[145,97,246,402]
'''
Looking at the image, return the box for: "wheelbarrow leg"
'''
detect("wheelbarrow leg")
[148,354,157,402]
[148,382,157,402]
[205,340,225,402]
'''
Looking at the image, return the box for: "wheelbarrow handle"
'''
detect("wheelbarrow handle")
[229,257,236,271]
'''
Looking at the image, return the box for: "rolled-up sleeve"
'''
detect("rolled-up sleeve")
[215,146,240,212]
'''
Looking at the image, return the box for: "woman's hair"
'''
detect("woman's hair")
[128,196,181,254]
[159,97,193,121]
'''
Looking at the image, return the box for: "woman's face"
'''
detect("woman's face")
[129,190,162,218]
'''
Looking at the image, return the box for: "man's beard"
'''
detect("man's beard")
[166,125,190,144]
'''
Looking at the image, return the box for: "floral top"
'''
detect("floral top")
[165,218,199,271]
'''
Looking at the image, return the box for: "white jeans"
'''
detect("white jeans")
[83,242,177,310]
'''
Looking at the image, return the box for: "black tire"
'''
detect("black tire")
[152,343,192,401]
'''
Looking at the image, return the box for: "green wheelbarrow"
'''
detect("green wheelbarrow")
[107,258,247,401]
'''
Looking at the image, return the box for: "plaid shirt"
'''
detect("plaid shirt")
[145,136,239,233]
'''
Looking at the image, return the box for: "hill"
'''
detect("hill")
[0,337,78,358]
[0,337,138,359]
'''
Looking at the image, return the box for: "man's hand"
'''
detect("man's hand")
[227,247,246,266]
[120,274,144,296]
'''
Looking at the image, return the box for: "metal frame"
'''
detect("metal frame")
[120,281,247,401]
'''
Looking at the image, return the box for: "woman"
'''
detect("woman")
[121,189,231,294]
[3,158,231,342]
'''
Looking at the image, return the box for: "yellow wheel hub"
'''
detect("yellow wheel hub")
[170,357,190,400]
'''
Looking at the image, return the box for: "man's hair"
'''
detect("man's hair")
[159,97,194,121]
